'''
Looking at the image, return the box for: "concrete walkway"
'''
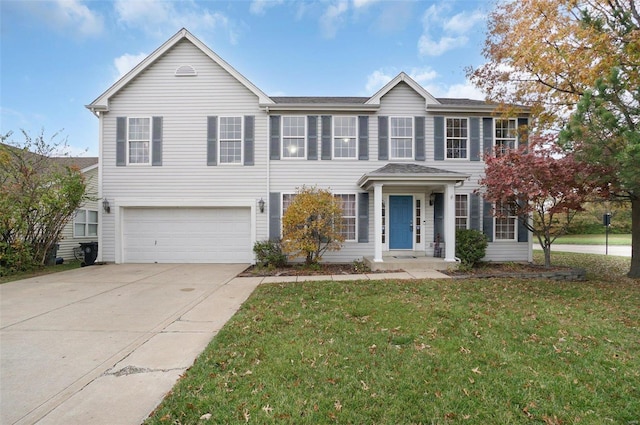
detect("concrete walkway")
[533,244,632,257]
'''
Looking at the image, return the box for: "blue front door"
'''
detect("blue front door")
[389,195,413,249]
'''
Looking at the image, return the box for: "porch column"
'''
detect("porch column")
[444,182,456,262]
[373,183,383,262]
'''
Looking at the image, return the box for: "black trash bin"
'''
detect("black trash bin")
[46,243,60,266]
[80,242,98,266]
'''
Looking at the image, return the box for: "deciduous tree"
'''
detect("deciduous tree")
[479,135,602,268]
[469,0,640,277]
[281,186,345,265]
[1,130,87,272]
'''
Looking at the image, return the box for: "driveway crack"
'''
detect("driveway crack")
[105,365,185,377]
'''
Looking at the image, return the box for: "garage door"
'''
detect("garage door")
[122,207,251,263]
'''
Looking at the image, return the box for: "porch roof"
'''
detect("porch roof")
[357,163,469,189]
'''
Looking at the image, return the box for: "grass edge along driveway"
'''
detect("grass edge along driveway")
[146,252,639,424]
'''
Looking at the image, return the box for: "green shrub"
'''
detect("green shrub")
[253,240,287,268]
[0,241,37,276]
[455,229,488,268]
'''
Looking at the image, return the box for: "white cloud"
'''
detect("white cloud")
[320,0,349,38]
[353,0,379,9]
[408,67,438,85]
[443,10,485,34]
[46,0,104,36]
[250,0,284,15]
[365,70,394,93]
[114,53,148,80]
[441,81,485,100]
[417,4,483,57]
[114,0,240,44]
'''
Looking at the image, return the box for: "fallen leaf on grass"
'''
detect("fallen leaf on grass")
[472,367,482,374]
[200,413,212,420]
[262,404,273,414]
[361,380,370,391]
[334,400,342,411]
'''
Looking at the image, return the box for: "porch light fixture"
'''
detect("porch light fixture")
[102,198,111,214]
[258,198,265,213]
[429,192,436,206]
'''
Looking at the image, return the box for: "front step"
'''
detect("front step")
[364,255,456,272]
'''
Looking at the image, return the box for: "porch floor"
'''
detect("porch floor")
[364,252,456,272]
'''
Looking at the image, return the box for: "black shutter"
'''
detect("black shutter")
[378,116,388,160]
[270,115,281,160]
[470,193,481,231]
[207,116,217,166]
[415,116,425,161]
[433,193,444,243]
[321,115,332,160]
[483,117,493,157]
[307,115,318,160]
[483,199,494,242]
[244,115,255,166]
[269,192,281,241]
[470,117,480,161]
[116,117,126,166]
[358,192,369,243]
[151,116,162,166]
[358,116,369,160]
[434,116,444,160]
[517,200,529,242]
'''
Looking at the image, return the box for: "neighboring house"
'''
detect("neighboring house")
[53,157,99,261]
[86,28,531,266]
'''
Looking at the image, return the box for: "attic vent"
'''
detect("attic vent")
[175,65,197,77]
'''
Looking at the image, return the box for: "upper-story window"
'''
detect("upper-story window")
[282,116,306,159]
[219,116,242,164]
[390,117,413,159]
[446,118,468,159]
[333,116,357,159]
[495,118,517,155]
[128,117,151,164]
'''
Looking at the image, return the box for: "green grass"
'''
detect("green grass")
[146,253,639,424]
[0,260,82,284]
[553,234,631,245]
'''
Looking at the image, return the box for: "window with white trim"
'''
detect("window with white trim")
[446,118,468,159]
[333,116,357,159]
[128,117,150,164]
[282,116,306,158]
[219,116,242,164]
[455,195,468,229]
[390,117,413,159]
[495,203,517,240]
[335,194,356,241]
[74,209,98,237]
[495,118,517,155]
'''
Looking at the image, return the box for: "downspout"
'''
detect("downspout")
[265,106,270,239]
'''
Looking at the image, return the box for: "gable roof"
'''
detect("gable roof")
[0,143,98,174]
[86,28,273,114]
[366,72,440,107]
[357,163,469,189]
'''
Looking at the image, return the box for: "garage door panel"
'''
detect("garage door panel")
[123,207,251,263]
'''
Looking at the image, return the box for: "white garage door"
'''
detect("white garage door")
[122,207,251,263]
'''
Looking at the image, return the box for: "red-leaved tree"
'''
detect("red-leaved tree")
[479,134,605,268]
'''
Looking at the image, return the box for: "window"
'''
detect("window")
[455,195,468,229]
[390,117,413,159]
[495,118,517,155]
[495,203,516,240]
[446,118,468,159]
[74,209,98,237]
[333,116,357,159]
[415,199,421,243]
[219,117,242,164]
[282,116,306,158]
[335,194,356,241]
[128,117,151,164]
[282,193,356,241]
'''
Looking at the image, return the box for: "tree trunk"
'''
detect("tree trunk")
[628,196,640,279]
[543,245,552,268]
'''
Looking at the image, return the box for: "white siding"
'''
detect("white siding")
[58,167,99,261]
[100,39,268,262]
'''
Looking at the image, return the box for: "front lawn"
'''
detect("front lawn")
[553,233,631,245]
[146,253,639,424]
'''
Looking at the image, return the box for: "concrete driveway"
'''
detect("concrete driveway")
[0,263,260,425]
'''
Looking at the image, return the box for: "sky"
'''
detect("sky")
[1,0,495,157]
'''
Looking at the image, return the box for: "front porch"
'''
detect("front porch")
[364,252,456,272]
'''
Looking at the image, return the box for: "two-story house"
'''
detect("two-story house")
[87,28,531,267]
